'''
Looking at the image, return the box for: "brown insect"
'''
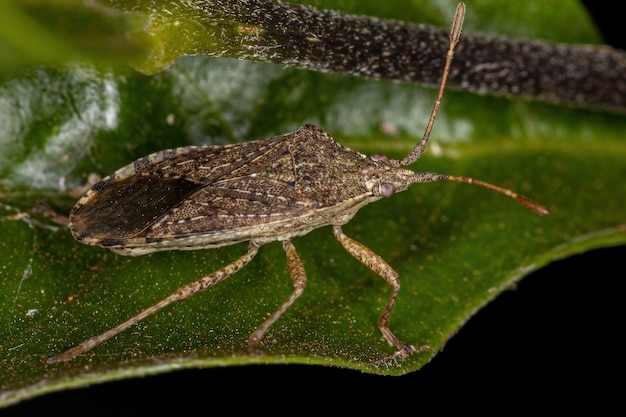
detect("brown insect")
[47,3,547,364]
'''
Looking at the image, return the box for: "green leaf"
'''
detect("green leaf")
[1,0,625,408]
[0,0,147,71]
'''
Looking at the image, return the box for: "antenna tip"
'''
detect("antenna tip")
[450,3,466,44]
[517,196,550,216]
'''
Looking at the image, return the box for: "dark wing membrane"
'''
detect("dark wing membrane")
[70,175,205,241]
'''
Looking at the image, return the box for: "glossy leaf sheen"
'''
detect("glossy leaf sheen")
[1,0,625,408]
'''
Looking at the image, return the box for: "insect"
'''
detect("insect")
[47,3,547,364]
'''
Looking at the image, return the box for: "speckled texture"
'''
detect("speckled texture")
[184,0,626,112]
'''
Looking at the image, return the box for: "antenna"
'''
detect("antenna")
[401,2,548,215]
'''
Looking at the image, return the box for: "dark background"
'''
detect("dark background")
[5,2,623,413]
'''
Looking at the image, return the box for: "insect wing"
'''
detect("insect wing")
[70,133,314,247]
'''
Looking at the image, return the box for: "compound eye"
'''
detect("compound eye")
[380,182,396,197]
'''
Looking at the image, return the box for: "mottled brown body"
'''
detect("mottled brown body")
[47,3,546,364]
[71,124,416,256]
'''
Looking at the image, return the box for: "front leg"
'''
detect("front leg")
[332,225,417,358]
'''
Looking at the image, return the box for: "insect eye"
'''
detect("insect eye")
[370,154,388,162]
[380,183,396,197]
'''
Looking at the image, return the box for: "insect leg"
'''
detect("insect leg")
[47,241,261,363]
[248,239,306,354]
[332,225,416,358]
